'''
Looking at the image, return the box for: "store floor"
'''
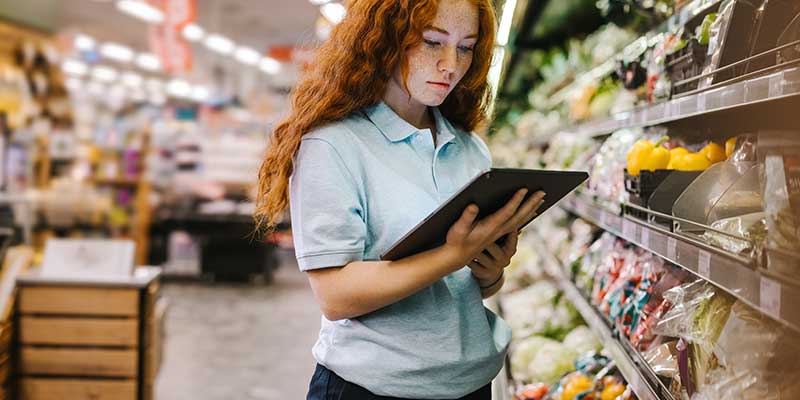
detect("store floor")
[155,249,321,400]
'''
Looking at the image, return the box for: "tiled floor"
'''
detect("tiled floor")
[156,250,321,400]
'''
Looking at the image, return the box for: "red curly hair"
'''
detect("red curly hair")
[255,0,497,231]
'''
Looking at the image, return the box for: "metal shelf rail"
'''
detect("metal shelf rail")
[560,193,800,333]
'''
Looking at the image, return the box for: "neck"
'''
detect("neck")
[382,80,434,130]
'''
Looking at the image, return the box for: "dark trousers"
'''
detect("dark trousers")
[306,364,492,400]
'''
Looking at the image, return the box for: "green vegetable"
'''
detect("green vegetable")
[696,13,718,46]
[689,289,734,391]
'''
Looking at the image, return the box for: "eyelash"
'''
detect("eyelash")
[423,39,474,52]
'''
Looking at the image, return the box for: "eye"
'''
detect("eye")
[423,39,441,47]
[458,45,474,53]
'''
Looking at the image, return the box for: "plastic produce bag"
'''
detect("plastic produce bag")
[692,301,800,400]
[759,131,800,255]
[702,211,767,254]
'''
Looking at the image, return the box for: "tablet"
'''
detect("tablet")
[380,168,588,261]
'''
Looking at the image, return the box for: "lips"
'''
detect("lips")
[427,81,450,89]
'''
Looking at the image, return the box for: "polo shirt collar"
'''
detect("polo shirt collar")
[366,101,458,145]
[366,101,419,143]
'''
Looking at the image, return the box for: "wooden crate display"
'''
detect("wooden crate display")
[16,268,163,400]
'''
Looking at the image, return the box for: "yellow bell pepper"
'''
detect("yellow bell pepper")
[667,147,689,169]
[627,136,669,176]
[601,383,626,400]
[643,146,670,172]
[561,375,594,400]
[675,152,712,171]
[725,137,737,158]
[702,142,726,163]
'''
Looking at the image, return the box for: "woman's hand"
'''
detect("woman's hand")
[468,230,518,288]
[443,188,545,269]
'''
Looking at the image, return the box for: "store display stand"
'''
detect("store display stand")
[15,267,165,400]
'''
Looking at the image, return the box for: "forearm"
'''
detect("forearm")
[307,245,464,320]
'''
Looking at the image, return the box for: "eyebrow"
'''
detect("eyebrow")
[426,26,479,39]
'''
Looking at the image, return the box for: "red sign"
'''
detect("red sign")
[148,0,195,73]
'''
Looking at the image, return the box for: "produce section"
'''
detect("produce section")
[492,0,800,398]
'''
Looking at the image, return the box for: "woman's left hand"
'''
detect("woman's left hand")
[467,230,518,288]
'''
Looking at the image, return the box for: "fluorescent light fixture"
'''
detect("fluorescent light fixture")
[182,23,205,42]
[204,34,235,55]
[320,2,346,24]
[62,59,89,76]
[116,0,165,24]
[234,46,261,65]
[309,0,330,4]
[136,53,161,71]
[259,57,281,75]
[65,78,83,91]
[496,0,518,46]
[166,79,192,98]
[121,72,143,87]
[91,65,118,82]
[74,34,96,51]
[100,42,135,63]
[191,85,210,102]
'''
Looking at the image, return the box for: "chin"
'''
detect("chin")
[416,93,449,107]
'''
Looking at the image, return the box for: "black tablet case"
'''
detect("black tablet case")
[380,168,589,261]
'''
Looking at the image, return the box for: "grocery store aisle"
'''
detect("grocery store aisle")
[156,250,321,400]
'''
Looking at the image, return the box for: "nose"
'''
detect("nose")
[438,46,457,75]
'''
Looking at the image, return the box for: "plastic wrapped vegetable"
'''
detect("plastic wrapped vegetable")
[528,341,579,384]
[563,326,603,356]
[510,336,561,381]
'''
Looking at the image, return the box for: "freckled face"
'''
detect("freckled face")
[397,0,479,107]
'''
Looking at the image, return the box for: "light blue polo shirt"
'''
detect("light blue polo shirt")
[289,101,511,399]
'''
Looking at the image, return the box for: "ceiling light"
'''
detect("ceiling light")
[204,34,235,55]
[116,0,165,24]
[100,42,135,63]
[135,53,161,71]
[182,23,205,42]
[191,85,210,102]
[320,2,346,24]
[234,46,261,65]
[259,57,282,75]
[496,0,518,46]
[74,34,96,51]
[62,59,89,76]
[121,72,143,87]
[166,79,192,98]
[91,65,118,82]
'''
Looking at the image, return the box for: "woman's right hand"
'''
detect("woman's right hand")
[443,188,546,268]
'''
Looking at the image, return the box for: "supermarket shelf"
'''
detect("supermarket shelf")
[560,193,800,333]
[545,65,800,139]
[538,246,667,400]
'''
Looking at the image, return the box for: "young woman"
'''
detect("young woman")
[256,0,545,398]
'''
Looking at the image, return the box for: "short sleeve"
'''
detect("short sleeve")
[290,137,367,271]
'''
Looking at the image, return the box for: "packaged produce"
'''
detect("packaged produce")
[511,336,561,381]
[759,131,800,256]
[702,211,767,255]
[563,326,603,356]
[589,129,642,203]
[514,383,549,400]
[528,340,579,384]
